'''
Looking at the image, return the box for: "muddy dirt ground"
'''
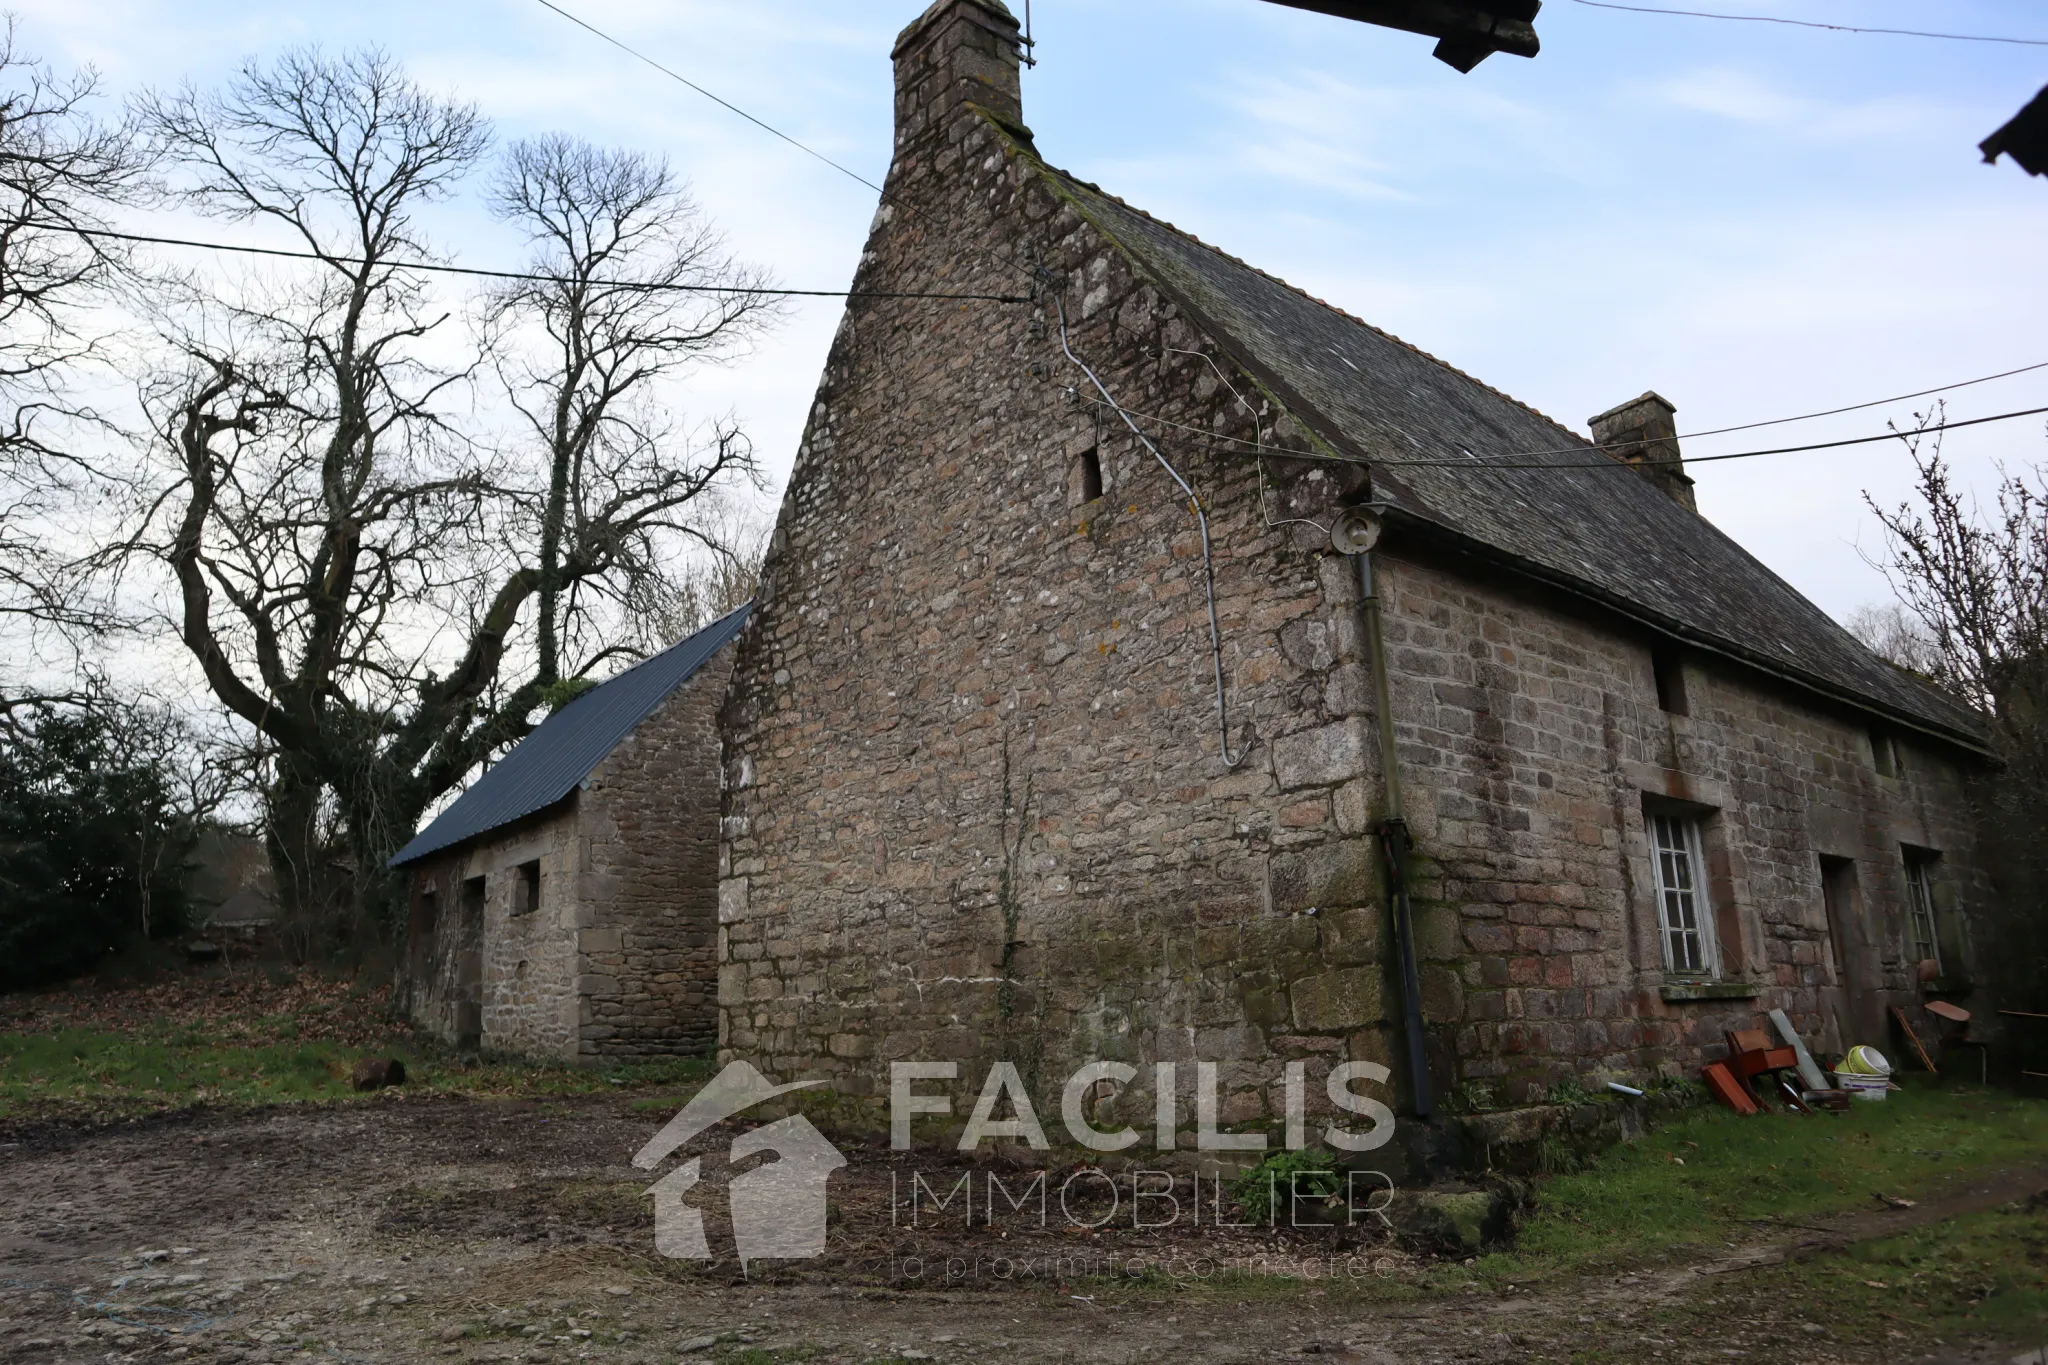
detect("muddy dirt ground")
[1,1093,2041,1365]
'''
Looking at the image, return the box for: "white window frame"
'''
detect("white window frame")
[1648,812,1718,976]
[1903,851,1942,971]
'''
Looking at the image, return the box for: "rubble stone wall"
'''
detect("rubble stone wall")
[1380,557,1989,1102]
[403,656,731,1063]
[579,654,731,1058]
[719,0,1407,1135]
[715,0,1992,1128]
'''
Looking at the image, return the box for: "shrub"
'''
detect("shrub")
[1231,1146,1346,1224]
[0,704,200,988]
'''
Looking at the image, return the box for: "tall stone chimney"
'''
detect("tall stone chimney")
[892,0,1027,158]
[1588,391,1696,512]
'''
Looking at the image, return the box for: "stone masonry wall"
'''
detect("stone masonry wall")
[404,655,731,1063]
[1376,556,1990,1103]
[473,810,584,1060]
[717,0,1994,1130]
[402,812,582,1058]
[719,0,1405,1135]
[578,653,731,1058]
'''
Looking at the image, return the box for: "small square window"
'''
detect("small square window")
[512,859,542,916]
[1902,847,1942,971]
[1648,812,1716,975]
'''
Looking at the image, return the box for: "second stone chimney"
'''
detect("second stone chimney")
[892,0,1027,157]
[1589,392,1696,512]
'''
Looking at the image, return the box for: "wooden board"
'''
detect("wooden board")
[1769,1007,1832,1092]
[1701,1061,1762,1115]
[1891,1004,1939,1074]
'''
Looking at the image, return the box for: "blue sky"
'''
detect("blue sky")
[22,0,2048,622]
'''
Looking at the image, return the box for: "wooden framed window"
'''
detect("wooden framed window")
[1902,848,1942,971]
[1648,812,1716,975]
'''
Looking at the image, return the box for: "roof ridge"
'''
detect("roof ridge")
[1033,159,1592,454]
[573,601,753,699]
[388,603,753,867]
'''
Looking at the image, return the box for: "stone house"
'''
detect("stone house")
[396,606,747,1062]
[716,0,1999,1133]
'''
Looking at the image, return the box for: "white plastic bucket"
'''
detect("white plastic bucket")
[1837,1073,1889,1102]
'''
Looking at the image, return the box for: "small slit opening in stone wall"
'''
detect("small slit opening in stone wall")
[1070,445,1103,506]
[1651,643,1689,716]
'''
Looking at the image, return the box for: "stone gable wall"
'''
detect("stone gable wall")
[719,1,1409,1134]
[579,653,731,1058]
[716,0,1992,1128]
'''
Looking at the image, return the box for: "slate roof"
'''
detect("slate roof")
[1023,150,1986,748]
[389,605,751,868]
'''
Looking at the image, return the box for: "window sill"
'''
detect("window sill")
[1660,980,1761,1002]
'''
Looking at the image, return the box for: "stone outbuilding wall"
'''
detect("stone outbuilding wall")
[407,651,730,1062]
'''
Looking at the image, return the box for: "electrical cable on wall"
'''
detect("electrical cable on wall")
[1159,345,1328,537]
[1051,293,1250,769]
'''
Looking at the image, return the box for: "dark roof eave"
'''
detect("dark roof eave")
[388,789,579,869]
[1381,508,1994,758]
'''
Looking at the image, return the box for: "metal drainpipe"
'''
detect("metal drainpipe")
[1355,550,1435,1121]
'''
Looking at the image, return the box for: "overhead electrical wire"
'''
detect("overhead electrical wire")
[1570,0,2048,47]
[1378,404,2048,471]
[530,0,2043,479]
[1091,357,2048,462]
[531,0,1041,291]
[1079,394,2048,473]
[1619,360,2048,444]
[532,0,892,199]
[38,222,1026,303]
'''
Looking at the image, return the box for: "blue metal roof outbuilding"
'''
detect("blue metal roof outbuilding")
[389,604,750,868]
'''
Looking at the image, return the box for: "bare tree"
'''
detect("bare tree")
[1843,602,1942,677]
[620,500,768,658]
[483,134,775,688]
[0,20,140,646]
[131,47,497,943]
[1865,405,2048,749]
[126,56,778,948]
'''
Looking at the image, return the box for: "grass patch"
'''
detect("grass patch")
[1676,1194,2048,1351]
[0,1025,715,1122]
[1470,1079,2048,1285]
[0,1028,364,1110]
